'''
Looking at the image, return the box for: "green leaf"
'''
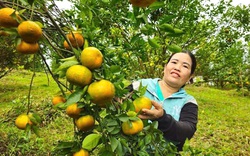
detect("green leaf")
[166,33,184,37]
[144,134,152,145]
[84,39,89,48]
[110,65,120,73]
[110,137,119,152]
[130,35,140,44]
[120,138,130,153]
[122,79,131,88]
[167,44,182,52]
[29,113,41,125]
[159,24,175,33]
[93,71,104,80]
[56,88,84,109]
[128,116,140,121]
[57,70,67,78]
[98,150,114,156]
[27,0,35,6]
[32,125,40,137]
[110,128,120,135]
[34,21,44,29]
[54,141,74,149]
[55,60,79,73]
[174,28,184,34]
[82,133,102,151]
[151,121,159,129]
[148,38,161,48]
[107,119,119,126]
[118,114,130,122]
[102,0,110,3]
[116,141,124,156]
[66,88,83,104]
[138,84,147,96]
[166,28,185,37]
[31,113,42,124]
[148,1,165,10]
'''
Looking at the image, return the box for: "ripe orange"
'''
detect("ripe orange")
[16,40,39,54]
[15,114,32,130]
[133,96,152,113]
[66,103,82,118]
[17,21,42,43]
[80,47,103,70]
[64,32,84,50]
[63,40,71,50]
[75,115,95,131]
[66,65,92,87]
[52,95,66,105]
[87,79,115,107]
[122,118,144,135]
[73,149,89,156]
[129,0,156,7]
[0,8,21,28]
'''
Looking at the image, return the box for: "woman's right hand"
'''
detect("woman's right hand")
[138,100,164,120]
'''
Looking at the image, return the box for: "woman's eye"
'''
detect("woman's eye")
[183,65,189,69]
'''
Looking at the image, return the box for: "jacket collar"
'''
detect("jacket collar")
[145,78,187,98]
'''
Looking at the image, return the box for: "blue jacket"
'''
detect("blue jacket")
[133,78,197,121]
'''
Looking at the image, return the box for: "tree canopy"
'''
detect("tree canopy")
[0,0,249,90]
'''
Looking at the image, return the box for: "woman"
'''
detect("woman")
[131,51,198,151]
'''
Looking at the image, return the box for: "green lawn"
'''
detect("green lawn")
[0,70,249,155]
[186,86,250,155]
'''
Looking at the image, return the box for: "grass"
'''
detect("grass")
[186,86,250,155]
[0,70,74,155]
[0,70,249,155]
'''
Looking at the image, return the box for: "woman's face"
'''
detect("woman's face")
[163,53,193,88]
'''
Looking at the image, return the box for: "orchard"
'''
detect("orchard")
[0,0,249,155]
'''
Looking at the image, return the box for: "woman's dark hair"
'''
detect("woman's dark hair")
[166,51,197,76]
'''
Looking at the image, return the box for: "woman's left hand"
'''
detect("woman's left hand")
[138,100,164,120]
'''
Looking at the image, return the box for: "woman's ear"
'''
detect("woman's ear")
[188,75,194,84]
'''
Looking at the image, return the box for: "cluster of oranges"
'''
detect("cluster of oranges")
[122,96,152,135]
[52,45,115,155]
[65,46,116,108]
[16,21,42,54]
[52,42,153,154]
[0,7,42,54]
[53,43,153,142]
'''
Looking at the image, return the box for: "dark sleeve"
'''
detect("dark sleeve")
[126,84,134,92]
[155,103,198,150]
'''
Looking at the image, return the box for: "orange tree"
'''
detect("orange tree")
[1,0,249,155]
[0,0,180,155]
